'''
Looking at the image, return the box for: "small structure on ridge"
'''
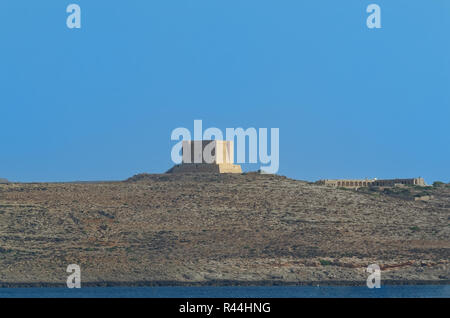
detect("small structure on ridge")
[167,140,242,174]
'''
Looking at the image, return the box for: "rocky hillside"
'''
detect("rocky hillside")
[0,173,448,286]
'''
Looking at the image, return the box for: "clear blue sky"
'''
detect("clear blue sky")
[0,1,449,183]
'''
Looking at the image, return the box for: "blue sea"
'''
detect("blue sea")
[0,285,448,298]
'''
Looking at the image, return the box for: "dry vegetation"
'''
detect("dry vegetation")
[0,173,448,286]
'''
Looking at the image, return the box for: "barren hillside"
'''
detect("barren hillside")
[0,173,448,286]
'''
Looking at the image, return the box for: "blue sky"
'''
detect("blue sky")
[0,1,449,183]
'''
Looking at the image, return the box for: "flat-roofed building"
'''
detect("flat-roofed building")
[372,178,425,187]
[316,177,426,188]
[316,179,374,189]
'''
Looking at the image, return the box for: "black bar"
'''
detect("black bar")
[1,298,448,317]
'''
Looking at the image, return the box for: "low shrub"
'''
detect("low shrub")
[319,259,333,266]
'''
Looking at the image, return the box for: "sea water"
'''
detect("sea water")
[0,285,448,298]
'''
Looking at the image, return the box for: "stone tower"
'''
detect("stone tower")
[167,140,242,174]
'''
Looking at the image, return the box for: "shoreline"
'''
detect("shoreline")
[1,175,448,291]
[1,279,449,288]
